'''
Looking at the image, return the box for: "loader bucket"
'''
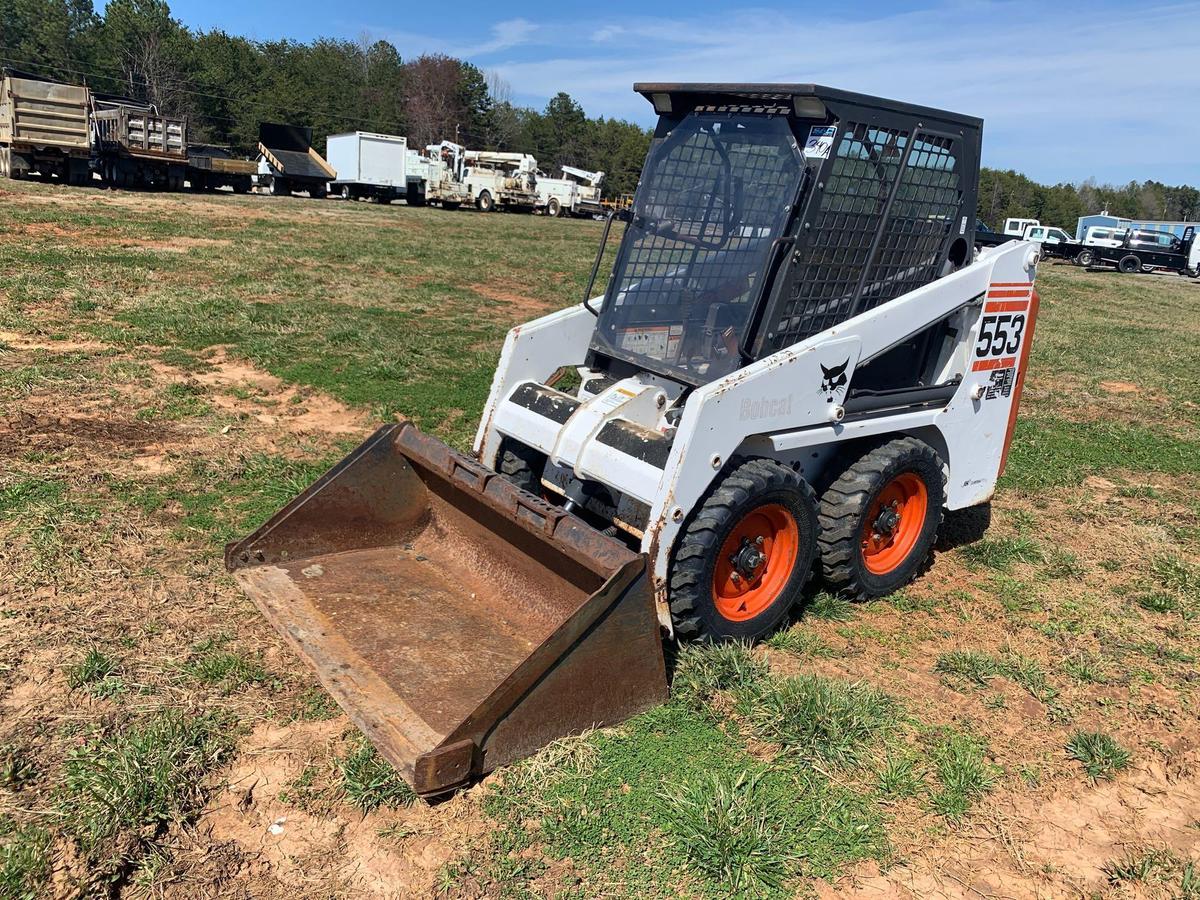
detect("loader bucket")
[225,423,667,796]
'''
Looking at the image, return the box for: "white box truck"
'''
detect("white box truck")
[327,131,409,203]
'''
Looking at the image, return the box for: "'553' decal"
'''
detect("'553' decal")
[974,313,1026,358]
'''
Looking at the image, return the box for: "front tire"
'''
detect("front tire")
[1075,249,1094,266]
[476,190,494,212]
[818,437,946,599]
[546,198,562,218]
[669,458,818,642]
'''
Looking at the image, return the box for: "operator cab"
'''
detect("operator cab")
[585,84,982,396]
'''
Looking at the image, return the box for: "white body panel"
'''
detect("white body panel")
[326,131,408,187]
[475,241,1040,629]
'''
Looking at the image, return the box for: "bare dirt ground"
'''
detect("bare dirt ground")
[2,183,1198,898]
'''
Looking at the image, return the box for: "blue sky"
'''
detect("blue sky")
[162,0,1200,186]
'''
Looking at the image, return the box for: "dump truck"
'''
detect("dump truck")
[463,150,539,211]
[186,145,255,193]
[537,166,605,218]
[90,97,188,189]
[256,122,335,198]
[228,83,1041,797]
[0,71,91,184]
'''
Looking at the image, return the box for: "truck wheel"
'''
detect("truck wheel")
[477,190,494,212]
[1118,255,1141,274]
[817,437,945,600]
[340,184,352,200]
[441,201,460,211]
[669,458,818,642]
[270,178,288,197]
[1075,249,1094,266]
[546,198,562,218]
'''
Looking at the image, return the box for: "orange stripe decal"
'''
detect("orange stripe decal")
[984,300,1030,313]
[972,356,1017,372]
[986,289,1032,299]
[989,282,1033,288]
[998,290,1040,477]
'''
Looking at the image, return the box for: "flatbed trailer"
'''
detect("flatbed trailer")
[0,71,91,184]
[91,99,188,190]
[1090,227,1199,277]
[186,146,255,193]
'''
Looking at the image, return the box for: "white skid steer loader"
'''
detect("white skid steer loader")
[227,83,1040,795]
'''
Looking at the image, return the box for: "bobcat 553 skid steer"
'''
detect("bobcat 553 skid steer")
[227,84,1040,796]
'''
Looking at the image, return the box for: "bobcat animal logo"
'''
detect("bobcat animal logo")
[820,358,850,402]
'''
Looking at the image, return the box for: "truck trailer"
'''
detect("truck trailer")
[186,145,254,193]
[0,71,91,184]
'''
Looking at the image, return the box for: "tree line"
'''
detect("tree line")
[3,0,1198,216]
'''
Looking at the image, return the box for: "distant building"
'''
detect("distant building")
[1076,213,1199,240]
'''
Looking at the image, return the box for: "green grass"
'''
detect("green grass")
[1102,849,1173,886]
[671,641,769,713]
[935,650,1057,702]
[60,710,229,856]
[661,771,795,897]
[927,730,998,820]
[741,675,895,767]
[65,647,123,698]
[802,592,856,622]
[764,627,833,657]
[183,648,271,692]
[336,736,415,812]
[960,536,1043,572]
[0,820,52,900]
[1066,731,1131,780]
[0,746,39,792]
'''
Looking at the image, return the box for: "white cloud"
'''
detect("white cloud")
[373,1,1200,183]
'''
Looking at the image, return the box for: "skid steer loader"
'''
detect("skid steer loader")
[227,84,1041,796]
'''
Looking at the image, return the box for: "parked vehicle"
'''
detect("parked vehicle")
[91,97,188,189]
[226,82,1037,797]
[1090,227,1199,276]
[463,150,538,212]
[1003,217,1040,237]
[537,166,605,218]
[257,122,335,198]
[405,141,471,208]
[0,71,92,184]
[327,131,411,203]
[186,145,254,193]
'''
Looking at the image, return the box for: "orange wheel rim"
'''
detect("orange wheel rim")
[712,503,799,622]
[860,473,928,575]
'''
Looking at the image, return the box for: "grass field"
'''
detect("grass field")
[1,178,1199,899]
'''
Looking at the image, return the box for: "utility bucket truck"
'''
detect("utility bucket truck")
[537,166,605,217]
[228,83,1041,797]
[463,150,539,211]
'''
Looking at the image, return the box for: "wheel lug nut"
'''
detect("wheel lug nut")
[755,535,764,545]
[731,572,741,583]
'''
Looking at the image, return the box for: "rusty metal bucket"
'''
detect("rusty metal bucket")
[225,423,667,796]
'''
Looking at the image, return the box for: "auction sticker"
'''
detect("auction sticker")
[804,125,837,159]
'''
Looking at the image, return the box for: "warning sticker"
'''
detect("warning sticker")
[803,125,837,160]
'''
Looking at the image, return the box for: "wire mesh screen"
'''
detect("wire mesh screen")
[594,114,801,382]
[858,133,961,312]
[768,123,909,348]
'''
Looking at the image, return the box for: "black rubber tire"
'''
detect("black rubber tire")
[817,437,946,600]
[442,201,460,211]
[340,184,352,200]
[497,438,546,496]
[477,190,494,212]
[668,458,818,642]
[547,198,562,218]
[1118,254,1140,274]
[1075,249,1094,266]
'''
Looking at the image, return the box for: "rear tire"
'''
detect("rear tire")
[1118,254,1140,274]
[497,438,546,496]
[817,437,946,600]
[669,458,818,642]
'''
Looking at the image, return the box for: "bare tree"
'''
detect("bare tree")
[404,54,464,147]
